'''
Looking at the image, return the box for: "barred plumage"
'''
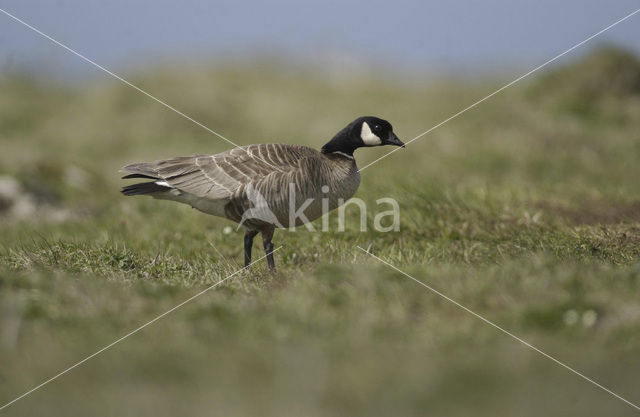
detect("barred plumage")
[121,116,404,270]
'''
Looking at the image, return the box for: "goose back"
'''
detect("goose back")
[121,144,361,228]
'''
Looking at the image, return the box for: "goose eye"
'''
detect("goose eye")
[373,125,381,132]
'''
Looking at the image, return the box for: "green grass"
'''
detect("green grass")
[1,47,640,416]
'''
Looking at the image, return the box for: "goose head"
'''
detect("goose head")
[321,116,404,157]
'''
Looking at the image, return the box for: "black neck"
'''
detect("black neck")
[321,124,358,155]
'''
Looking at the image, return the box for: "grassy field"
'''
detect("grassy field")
[1,47,640,416]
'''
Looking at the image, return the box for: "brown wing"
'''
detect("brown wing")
[121,144,317,200]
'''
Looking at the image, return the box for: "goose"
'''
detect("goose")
[121,116,404,270]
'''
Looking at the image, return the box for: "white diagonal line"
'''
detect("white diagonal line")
[0,7,279,170]
[0,246,281,411]
[356,246,640,412]
[358,7,640,172]
[0,7,232,146]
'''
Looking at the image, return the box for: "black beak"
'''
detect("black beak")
[387,132,405,148]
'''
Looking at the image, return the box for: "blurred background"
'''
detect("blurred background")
[1,1,640,416]
[2,0,640,78]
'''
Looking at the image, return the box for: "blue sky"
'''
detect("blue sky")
[0,0,639,78]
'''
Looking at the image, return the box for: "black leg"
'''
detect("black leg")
[264,241,275,271]
[244,230,259,268]
[261,227,276,271]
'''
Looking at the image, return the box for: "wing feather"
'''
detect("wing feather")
[121,144,319,201]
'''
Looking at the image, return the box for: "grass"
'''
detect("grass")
[1,47,640,416]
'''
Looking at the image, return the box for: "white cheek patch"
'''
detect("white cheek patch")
[360,121,382,146]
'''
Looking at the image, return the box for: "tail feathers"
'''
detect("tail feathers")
[121,181,171,196]
[122,173,158,180]
[120,162,159,180]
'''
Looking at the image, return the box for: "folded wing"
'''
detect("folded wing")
[121,144,312,200]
